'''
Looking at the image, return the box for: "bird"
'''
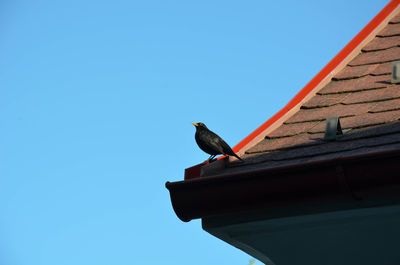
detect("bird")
[192,122,243,162]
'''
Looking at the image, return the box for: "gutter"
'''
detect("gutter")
[166,148,400,222]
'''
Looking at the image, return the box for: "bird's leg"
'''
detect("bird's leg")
[208,155,216,162]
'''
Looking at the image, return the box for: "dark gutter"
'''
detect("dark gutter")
[166,148,400,222]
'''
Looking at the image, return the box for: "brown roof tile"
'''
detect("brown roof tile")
[275,121,400,153]
[231,141,400,173]
[341,85,400,104]
[246,133,323,154]
[308,109,400,134]
[377,22,400,37]
[269,132,400,161]
[341,109,400,129]
[371,62,392,75]
[390,12,400,24]
[266,121,320,138]
[349,46,400,66]
[307,120,331,134]
[343,122,400,140]
[286,103,373,123]
[241,122,400,163]
[362,35,400,52]
[370,98,400,113]
[302,93,350,109]
[333,64,379,80]
[318,74,389,95]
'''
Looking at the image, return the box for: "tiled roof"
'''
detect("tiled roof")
[220,11,400,174]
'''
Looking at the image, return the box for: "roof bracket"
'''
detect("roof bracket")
[324,117,343,141]
[392,61,400,84]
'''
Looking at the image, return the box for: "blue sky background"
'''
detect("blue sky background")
[1,1,388,264]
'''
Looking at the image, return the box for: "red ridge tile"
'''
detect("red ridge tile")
[349,46,400,66]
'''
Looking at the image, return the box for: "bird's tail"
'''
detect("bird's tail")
[233,153,243,162]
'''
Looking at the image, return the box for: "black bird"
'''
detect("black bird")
[192,122,243,162]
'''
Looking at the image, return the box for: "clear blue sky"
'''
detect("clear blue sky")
[1,1,388,264]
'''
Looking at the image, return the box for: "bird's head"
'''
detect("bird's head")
[192,122,208,130]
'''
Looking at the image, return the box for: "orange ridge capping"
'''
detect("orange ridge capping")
[185,0,400,181]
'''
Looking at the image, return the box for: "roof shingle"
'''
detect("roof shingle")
[341,85,400,104]
[349,46,400,66]
[371,62,392,75]
[390,12,400,24]
[370,98,400,113]
[362,35,400,52]
[318,74,389,94]
[377,22,400,37]
[333,64,379,80]
[286,103,374,124]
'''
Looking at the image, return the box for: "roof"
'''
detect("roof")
[237,40,400,172]
[191,0,400,178]
[167,0,400,222]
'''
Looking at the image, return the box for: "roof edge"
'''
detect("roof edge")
[234,0,400,157]
[167,147,400,222]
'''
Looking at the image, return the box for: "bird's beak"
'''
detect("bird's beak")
[192,123,198,127]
